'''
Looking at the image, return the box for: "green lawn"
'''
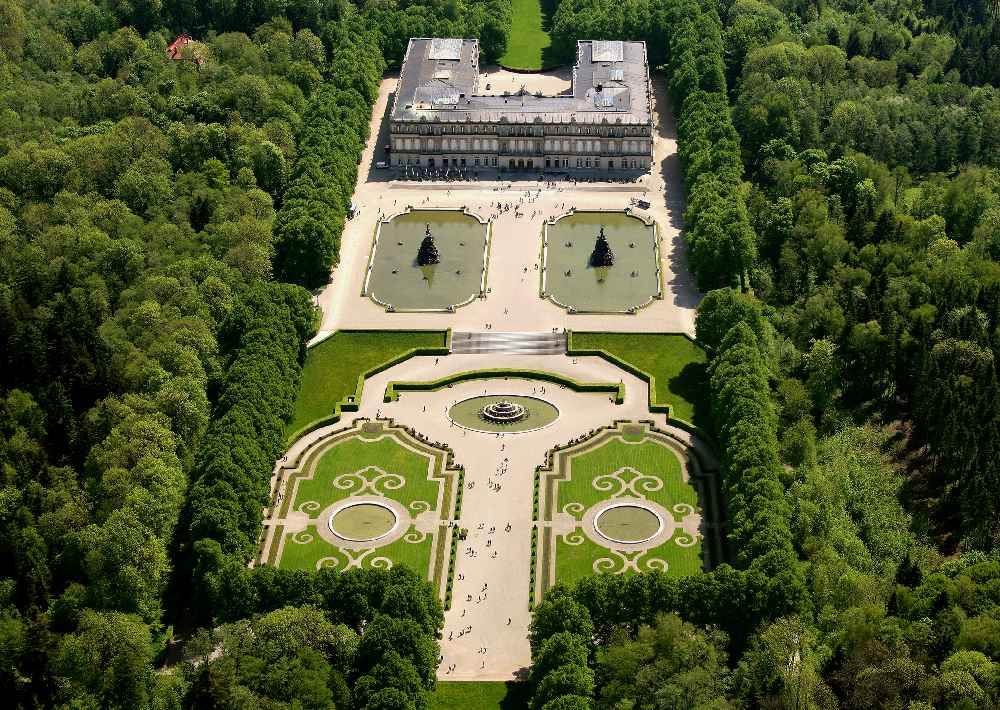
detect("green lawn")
[569,332,709,426]
[279,525,433,575]
[287,330,447,437]
[430,682,530,710]
[498,0,553,70]
[541,425,705,587]
[555,533,703,584]
[559,439,694,517]
[298,436,439,511]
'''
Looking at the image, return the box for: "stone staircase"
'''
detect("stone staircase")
[450,331,567,355]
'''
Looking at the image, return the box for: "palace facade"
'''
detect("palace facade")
[389,38,653,172]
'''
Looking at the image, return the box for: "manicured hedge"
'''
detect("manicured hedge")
[666,0,756,290]
[384,368,625,403]
[174,281,314,621]
[704,317,806,620]
[273,21,385,288]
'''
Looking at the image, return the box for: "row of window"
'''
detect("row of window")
[394,155,643,169]
[397,156,498,167]
[392,122,650,138]
[393,137,650,154]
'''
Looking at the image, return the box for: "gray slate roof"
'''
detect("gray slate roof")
[391,38,651,126]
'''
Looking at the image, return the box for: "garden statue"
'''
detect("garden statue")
[417,223,440,266]
[590,226,615,267]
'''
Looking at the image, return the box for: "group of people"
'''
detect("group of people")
[397,165,479,181]
[444,521,517,674]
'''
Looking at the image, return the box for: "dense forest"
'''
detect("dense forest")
[530,0,1000,708]
[0,0,508,707]
[2,0,1000,708]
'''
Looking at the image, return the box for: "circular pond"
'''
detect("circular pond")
[329,501,399,542]
[449,395,558,433]
[594,503,663,544]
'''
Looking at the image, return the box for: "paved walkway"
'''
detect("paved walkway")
[276,66,711,681]
[310,71,700,345]
[268,353,714,680]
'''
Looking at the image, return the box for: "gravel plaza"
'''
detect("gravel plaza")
[312,69,700,340]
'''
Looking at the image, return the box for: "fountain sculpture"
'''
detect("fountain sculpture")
[417,223,440,266]
[480,400,527,424]
[590,226,615,267]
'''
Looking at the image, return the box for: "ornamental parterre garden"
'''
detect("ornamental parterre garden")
[264,420,461,595]
[533,421,723,599]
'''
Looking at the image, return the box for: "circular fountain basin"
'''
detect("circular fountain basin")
[329,501,399,542]
[481,400,527,423]
[449,395,559,433]
[594,503,663,544]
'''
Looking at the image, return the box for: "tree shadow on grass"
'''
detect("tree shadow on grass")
[668,361,710,431]
[538,0,565,70]
[540,44,563,71]
[498,681,531,710]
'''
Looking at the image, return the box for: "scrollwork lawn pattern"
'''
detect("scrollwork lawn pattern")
[591,549,669,575]
[403,529,428,544]
[315,556,340,570]
[333,466,405,497]
[672,503,700,547]
[592,466,664,499]
[408,500,432,514]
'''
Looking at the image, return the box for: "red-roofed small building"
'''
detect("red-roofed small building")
[167,34,205,66]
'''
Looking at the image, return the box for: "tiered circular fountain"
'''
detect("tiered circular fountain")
[480,399,527,424]
[448,395,558,433]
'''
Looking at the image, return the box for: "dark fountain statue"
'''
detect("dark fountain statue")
[590,226,615,267]
[417,223,440,266]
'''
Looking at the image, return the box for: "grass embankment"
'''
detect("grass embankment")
[430,682,530,710]
[287,330,448,437]
[498,0,554,70]
[568,332,709,428]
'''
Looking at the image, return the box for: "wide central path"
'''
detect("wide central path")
[285,61,707,682]
[279,351,708,679]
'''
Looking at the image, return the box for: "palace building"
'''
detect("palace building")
[389,38,653,172]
